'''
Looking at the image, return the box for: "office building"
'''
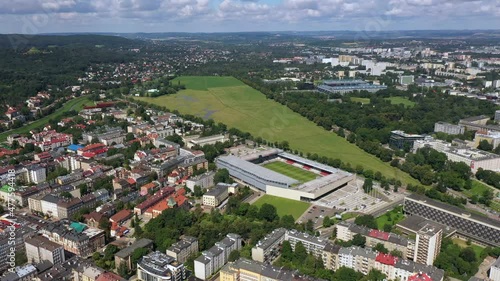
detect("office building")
[434,122,465,135]
[414,224,442,266]
[194,233,242,280]
[25,235,65,265]
[137,251,186,281]
[474,131,500,150]
[185,171,215,190]
[490,256,500,281]
[166,236,199,263]
[251,228,287,263]
[389,131,425,150]
[202,184,229,207]
[403,194,500,247]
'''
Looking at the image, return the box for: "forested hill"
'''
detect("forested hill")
[0,34,140,49]
[0,35,142,106]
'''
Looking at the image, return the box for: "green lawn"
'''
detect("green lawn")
[0,96,93,142]
[253,194,310,220]
[135,76,419,185]
[464,180,492,197]
[452,238,485,258]
[375,206,405,230]
[384,97,416,107]
[350,97,371,104]
[262,161,318,183]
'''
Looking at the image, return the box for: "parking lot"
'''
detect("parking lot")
[298,205,341,228]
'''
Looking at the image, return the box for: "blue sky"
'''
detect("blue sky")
[0,0,499,33]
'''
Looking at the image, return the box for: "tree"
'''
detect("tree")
[214,168,232,184]
[460,247,477,263]
[60,191,73,199]
[390,249,403,258]
[293,242,308,264]
[228,250,240,262]
[361,269,386,281]
[280,215,296,229]
[354,215,377,229]
[478,140,493,151]
[131,248,149,269]
[281,241,293,261]
[323,216,332,227]
[363,178,373,193]
[258,203,278,222]
[351,234,366,247]
[374,243,389,254]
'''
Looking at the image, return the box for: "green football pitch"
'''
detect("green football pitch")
[262,161,318,183]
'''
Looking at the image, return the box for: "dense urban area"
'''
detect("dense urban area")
[0,30,499,281]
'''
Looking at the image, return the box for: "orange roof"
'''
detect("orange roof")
[109,209,132,223]
[141,182,156,189]
[81,143,106,152]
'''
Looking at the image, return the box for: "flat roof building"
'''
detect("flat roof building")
[317,80,387,95]
[403,194,500,247]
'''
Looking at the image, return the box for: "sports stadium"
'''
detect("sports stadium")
[216,149,355,201]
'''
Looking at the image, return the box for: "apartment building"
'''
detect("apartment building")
[40,222,105,257]
[285,229,327,258]
[185,171,215,190]
[25,235,65,265]
[414,224,442,266]
[194,233,242,280]
[339,246,377,275]
[166,236,199,263]
[220,258,323,281]
[137,251,186,281]
[336,221,415,260]
[251,228,287,263]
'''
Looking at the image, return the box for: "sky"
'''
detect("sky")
[0,0,499,34]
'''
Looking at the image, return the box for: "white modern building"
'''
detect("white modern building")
[25,235,65,265]
[490,257,500,281]
[137,251,186,281]
[194,233,242,280]
[414,224,442,266]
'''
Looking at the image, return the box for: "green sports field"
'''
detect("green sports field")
[262,161,317,183]
[384,97,416,107]
[253,194,310,220]
[135,76,419,185]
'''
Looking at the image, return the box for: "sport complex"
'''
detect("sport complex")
[215,149,356,202]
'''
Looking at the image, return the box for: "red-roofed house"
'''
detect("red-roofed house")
[408,273,433,281]
[140,182,158,196]
[110,209,132,225]
[78,143,106,156]
[369,229,390,241]
[134,186,175,215]
[143,188,188,219]
[96,272,126,281]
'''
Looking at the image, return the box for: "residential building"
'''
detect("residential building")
[414,224,442,266]
[134,186,175,215]
[115,238,154,270]
[194,233,242,280]
[434,122,465,135]
[322,243,342,271]
[1,264,37,281]
[219,258,322,281]
[202,184,229,207]
[0,226,35,272]
[166,236,199,263]
[474,131,500,149]
[137,251,186,281]
[95,272,126,281]
[338,246,377,275]
[403,194,500,247]
[336,221,415,260]
[490,256,500,281]
[185,171,215,190]
[251,228,287,263]
[389,130,425,150]
[40,221,105,257]
[25,235,65,265]
[286,229,327,258]
[143,188,188,219]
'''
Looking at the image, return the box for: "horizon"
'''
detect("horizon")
[1,0,499,34]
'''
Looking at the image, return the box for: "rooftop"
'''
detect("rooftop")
[115,238,153,258]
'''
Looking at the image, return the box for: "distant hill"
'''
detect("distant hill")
[0,34,140,50]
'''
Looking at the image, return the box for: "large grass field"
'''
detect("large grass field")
[253,194,310,220]
[0,96,93,142]
[135,76,419,185]
[384,97,416,107]
[262,161,318,183]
